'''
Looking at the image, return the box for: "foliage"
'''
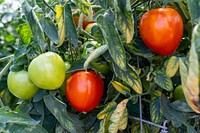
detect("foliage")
[0,0,200,132]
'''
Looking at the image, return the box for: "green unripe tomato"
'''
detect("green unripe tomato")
[7,70,39,99]
[173,85,185,101]
[28,52,66,90]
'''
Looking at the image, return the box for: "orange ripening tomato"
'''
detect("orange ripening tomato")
[73,11,94,29]
[66,70,104,112]
[140,8,184,55]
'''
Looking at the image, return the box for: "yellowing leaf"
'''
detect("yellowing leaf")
[111,81,130,95]
[55,4,65,47]
[114,0,134,43]
[97,102,117,120]
[166,56,179,77]
[108,99,129,133]
[118,108,128,130]
[185,23,200,113]
[74,0,92,20]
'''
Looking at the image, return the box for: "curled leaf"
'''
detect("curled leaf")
[111,81,130,95]
[97,102,117,120]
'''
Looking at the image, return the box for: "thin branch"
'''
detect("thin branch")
[0,59,13,80]
[0,54,14,62]
[43,0,56,14]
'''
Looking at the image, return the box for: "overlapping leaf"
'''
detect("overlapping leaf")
[114,0,134,43]
[166,56,180,77]
[111,81,130,95]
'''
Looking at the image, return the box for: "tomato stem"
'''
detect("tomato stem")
[42,0,56,14]
[80,29,101,43]
[0,98,4,107]
[0,59,13,80]
[0,54,14,62]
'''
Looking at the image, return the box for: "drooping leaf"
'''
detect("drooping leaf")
[97,11,127,71]
[108,99,128,133]
[97,102,117,120]
[22,1,45,45]
[0,107,40,125]
[64,4,78,47]
[150,97,164,124]
[18,23,33,45]
[112,62,142,93]
[169,99,194,113]
[111,81,130,95]
[185,23,200,113]
[43,95,75,133]
[166,56,179,77]
[160,94,197,132]
[186,0,200,24]
[55,4,65,47]
[98,111,113,133]
[40,17,59,44]
[114,0,134,43]
[154,71,173,91]
[84,45,108,70]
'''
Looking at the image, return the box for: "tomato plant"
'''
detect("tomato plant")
[7,70,39,99]
[1,0,200,133]
[28,52,66,90]
[140,8,183,55]
[66,70,104,112]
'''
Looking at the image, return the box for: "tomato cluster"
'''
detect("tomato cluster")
[7,52,104,112]
[7,52,66,99]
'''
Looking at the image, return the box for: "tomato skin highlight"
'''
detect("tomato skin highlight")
[140,8,183,55]
[7,70,39,99]
[66,70,104,112]
[28,52,66,90]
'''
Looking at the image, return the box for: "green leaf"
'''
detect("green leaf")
[97,11,127,71]
[0,107,40,125]
[98,111,113,133]
[15,101,33,114]
[111,81,130,95]
[5,123,48,133]
[169,99,194,113]
[185,23,200,113]
[43,95,75,133]
[84,45,108,70]
[114,0,134,43]
[55,4,65,47]
[150,97,164,124]
[40,17,59,44]
[154,71,173,91]
[18,23,33,45]
[64,4,78,47]
[112,62,142,94]
[187,0,200,24]
[160,94,197,133]
[166,56,179,77]
[22,1,45,45]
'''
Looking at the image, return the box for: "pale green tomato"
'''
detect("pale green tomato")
[28,52,66,90]
[7,70,39,99]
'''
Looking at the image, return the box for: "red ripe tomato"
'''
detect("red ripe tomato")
[140,8,183,55]
[66,70,104,112]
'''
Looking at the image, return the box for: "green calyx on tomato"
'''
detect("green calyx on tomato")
[140,8,183,55]
[7,70,39,99]
[28,52,66,90]
[66,70,104,112]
